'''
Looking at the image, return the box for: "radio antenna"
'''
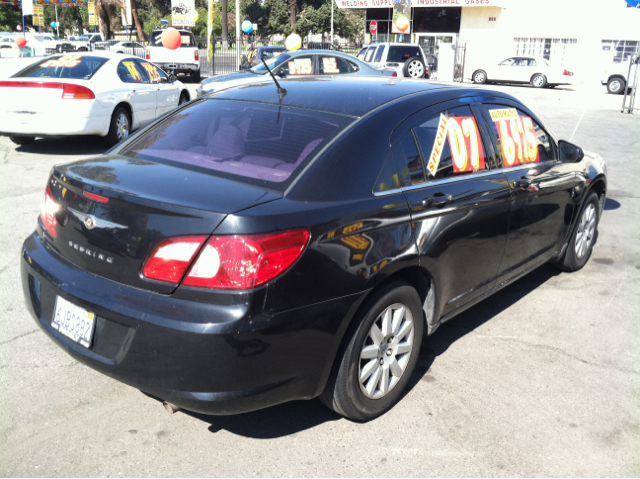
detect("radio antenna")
[262,58,287,101]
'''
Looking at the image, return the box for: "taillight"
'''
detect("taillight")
[142,236,207,284]
[392,71,397,77]
[194,49,199,61]
[182,230,310,289]
[62,83,95,99]
[145,49,150,60]
[40,187,59,239]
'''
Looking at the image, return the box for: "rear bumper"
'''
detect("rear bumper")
[155,62,199,74]
[0,112,110,137]
[21,230,361,415]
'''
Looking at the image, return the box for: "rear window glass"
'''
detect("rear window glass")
[121,99,355,190]
[387,46,422,62]
[149,31,195,47]
[13,54,108,79]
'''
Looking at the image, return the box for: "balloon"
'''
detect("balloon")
[242,20,253,34]
[16,37,27,48]
[50,21,56,28]
[161,27,181,50]
[285,34,301,51]
[16,25,22,31]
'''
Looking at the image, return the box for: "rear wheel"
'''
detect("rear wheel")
[9,135,35,145]
[403,57,425,79]
[472,69,487,84]
[105,106,131,147]
[554,191,600,272]
[179,91,189,105]
[607,77,625,94]
[320,280,424,421]
[531,73,547,88]
[191,70,201,82]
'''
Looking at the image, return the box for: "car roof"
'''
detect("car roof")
[211,76,456,117]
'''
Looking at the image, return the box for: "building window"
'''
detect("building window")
[601,40,639,63]
[514,38,577,66]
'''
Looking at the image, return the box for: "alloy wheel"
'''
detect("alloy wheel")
[116,113,130,141]
[474,72,486,83]
[407,60,424,78]
[359,303,415,400]
[533,75,545,87]
[609,80,621,93]
[575,203,596,259]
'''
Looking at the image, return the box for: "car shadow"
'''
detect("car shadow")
[145,265,561,437]
[15,136,108,156]
[604,198,621,210]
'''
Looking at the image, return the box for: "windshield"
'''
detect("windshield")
[121,99,355,190]
[78,34,93,41]
[12,55,109,80]
[250,53,291,74]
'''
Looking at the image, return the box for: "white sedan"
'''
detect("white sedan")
[109,41,145,56]
[469,56,575,88]
[0,51,190,146]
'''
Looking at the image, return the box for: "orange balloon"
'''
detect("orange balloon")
[161,28,181,50]
[16,36,27,48]
[396,16,409,32]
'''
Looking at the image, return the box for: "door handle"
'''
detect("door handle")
[512,178,533,188]
[422,194,453,208]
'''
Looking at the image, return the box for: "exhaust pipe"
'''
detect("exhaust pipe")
[163,401,181,414]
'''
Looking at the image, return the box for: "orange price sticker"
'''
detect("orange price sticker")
[142,62,161,82]
[288,58,313,75]
[40,54,82,69]
[494,115,539,167]
[322,57,339,73]
[123,61,142,82]
[446,116,486,173]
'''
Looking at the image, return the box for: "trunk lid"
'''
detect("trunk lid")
[46,155,282,294]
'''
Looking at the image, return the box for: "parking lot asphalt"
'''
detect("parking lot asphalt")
[1,82,638,477]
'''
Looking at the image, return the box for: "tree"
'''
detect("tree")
[221,0,228,42]
[0,4,21,32]
[130,0,145,43]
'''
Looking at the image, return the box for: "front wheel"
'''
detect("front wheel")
[9,135,35,145]
[607,77,625,94]
[554,191,600,272]
[320,280,424,421]
[531,73,547,88]
[472,69,487,84]
[105,106,131,147]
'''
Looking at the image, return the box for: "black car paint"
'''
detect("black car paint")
[21,77,606,415]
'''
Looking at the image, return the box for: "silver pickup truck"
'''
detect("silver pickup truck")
[145,28,200,81]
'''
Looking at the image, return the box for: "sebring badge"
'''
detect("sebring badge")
[68,208,128,230]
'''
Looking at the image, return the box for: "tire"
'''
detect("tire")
[403,57,426,79]
[607,77,625,95]
[191,70,201,82]
[105,106,131,147]
[531,73,547,88]
[9,135,35,145]
[554,191,600,272]
[320,280,424,421]
[179,91,189,105]
[472,69,487,84]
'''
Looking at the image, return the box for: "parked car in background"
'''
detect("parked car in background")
[0,52,190,146]
[109,41,145,57]
[21,76,606,422]
[240,46,287,71]
[470,56,574,88]
[146,27,200,81]
[197,49,394,97]
[601,57,639,94]
[357,43,428,79]
[73,33,107,51]
[307,42,342,51]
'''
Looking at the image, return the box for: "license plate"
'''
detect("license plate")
[52,296,96,348]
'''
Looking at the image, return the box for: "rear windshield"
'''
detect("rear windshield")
[387,46,422,62]
[121,99,355,190]
[149,31,196,47]
[12,54,108,79]
[250,53,291,73]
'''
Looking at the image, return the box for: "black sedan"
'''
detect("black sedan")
[21,76,607,421]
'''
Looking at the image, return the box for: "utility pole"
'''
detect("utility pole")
[55,5,59,37]
[330,0,334,45]
[235,0,241,70]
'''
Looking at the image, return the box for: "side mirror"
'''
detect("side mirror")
[558,140,584,163]
[169,74,178,83]
[276,70,285,78]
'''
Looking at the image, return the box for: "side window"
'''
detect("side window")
[347,60,360,73]
[392,131,424,186]
[499,58,516,66]
[356,48,367,60]
[279,56,314,75]
[374,45,385,63]
[319,56,355,74]
[364,47,376,63]
[412,105,488,181]
[374,154,403,193]
[137,60,166,83]
[117,60,146,83]
[481,104,555,167]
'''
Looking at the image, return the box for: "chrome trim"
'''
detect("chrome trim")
[68,208,128,231]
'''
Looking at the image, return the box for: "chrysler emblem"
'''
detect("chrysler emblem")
[68,208,128,231]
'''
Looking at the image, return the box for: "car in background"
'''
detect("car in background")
[470,56,574,88]
[196,49,394,97]
[109,41,145,56]
[0,52,190,146]
[601,57,639,94]
[240,46,287,71]
[146,27,200,81]
[357,43,428,79]
[307,42,341,51]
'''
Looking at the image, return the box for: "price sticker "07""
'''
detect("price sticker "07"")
[490,108,539,166]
